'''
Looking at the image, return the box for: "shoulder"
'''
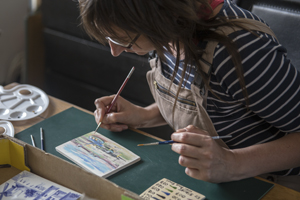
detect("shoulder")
[211,28,298,105]
[212,28,286,76]
[220,0,264,22]
[206,0,285,74]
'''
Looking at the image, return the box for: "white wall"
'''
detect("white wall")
[0,0,29,85]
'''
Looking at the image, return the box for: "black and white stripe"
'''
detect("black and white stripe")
[209,0,300,175]
[160,0,300,175]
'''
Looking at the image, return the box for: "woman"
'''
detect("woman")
[79,0,300,190]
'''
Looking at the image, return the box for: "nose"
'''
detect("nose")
[109,41,126,57]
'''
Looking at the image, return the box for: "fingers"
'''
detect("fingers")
[185,168,200,180]
[178,155,214,181]
[94,109,101,124]
[185,168,212,181]
[179,155,199,169]
[179,125,208,134]
[94,96,130,132]
[172,125,233,183]
[94,95,115,109]
[171,125,215,180]
[101,123,128,132]
[94,95,122,121]
[175,125,198,133]
[172,125,211,147]
[94,96,115,124]
[101,113,128,130]
[94,108,128,132]
[172,141,215,161]
[172,142,201,159]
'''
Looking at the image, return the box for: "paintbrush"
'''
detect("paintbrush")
[93,66,135,134]
[137,135,232,146]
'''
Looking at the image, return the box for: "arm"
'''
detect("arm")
[178,28,300,182]
[139,103,168,128]
[232,132,300,180]
[171,125,300,183]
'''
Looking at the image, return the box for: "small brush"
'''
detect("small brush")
[93,66,135,134]
[137,135,232,146]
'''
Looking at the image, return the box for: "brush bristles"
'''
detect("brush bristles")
[137,142,159,146]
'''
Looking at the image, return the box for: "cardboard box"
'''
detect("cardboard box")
[0,134,142,200]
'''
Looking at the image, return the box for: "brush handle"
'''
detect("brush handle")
[40,128,44,151]
[107,67,135,113]
[94,67,135,133]
[159,136,231,145]
[138,135,232,146]
[158,140,176,144]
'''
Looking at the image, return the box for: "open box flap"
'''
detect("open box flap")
[0,134,142,200]
[25,144,142,199]
[0,135,30,172]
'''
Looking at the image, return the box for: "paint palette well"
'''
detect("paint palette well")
[0,84,49,121]
[0,120,14,137]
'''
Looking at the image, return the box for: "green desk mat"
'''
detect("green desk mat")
[16,107,273,200]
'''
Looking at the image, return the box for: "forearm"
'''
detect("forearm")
[139,103,167,128]
[232,132,300,180]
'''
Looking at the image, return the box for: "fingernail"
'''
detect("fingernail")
[171,133,178,139]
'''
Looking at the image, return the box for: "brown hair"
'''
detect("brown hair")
[78,0,249,122]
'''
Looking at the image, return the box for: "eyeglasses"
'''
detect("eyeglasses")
[105,34,140,49]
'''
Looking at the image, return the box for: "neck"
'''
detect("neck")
[169,45,185,60]
[170,2,224,60]
[209,2,224,19]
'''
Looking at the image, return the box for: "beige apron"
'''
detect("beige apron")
[146,18,300,191]
[147,56,228,148]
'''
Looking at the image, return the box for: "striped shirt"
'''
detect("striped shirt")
[161,0,300,176]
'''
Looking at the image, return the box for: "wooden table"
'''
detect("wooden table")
[5,83,300,200]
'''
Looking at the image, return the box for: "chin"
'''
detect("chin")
[135,52,149,55]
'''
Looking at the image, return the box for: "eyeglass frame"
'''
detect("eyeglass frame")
[105,33,141,49]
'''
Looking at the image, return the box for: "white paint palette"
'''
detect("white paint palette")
[0,84,49,121]
[0,120,14,137]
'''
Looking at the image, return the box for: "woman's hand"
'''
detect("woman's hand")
[172,125,300,183]
[94,95,145,132]
[171,125,236,183]
[94,96,167,132]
